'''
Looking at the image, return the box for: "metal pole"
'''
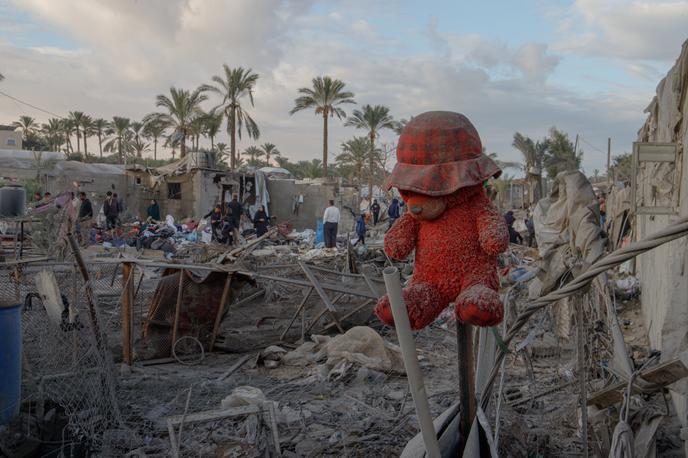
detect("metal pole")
[382,267,441,458]
[171,269,185,356]
[607,138,612,186]
[121,262,134,365]
[457,321,476,454]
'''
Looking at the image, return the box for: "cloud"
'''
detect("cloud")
[555,0,688,61]
[0,0,659,175]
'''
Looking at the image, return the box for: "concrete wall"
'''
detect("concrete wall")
[267,178,359,232]
[636,40,688,436]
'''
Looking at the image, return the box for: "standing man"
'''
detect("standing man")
[77,192,93,245]
[227,194,243,246]
[370,199,381,226]
[103,191,119,229]
[323,199,340,252]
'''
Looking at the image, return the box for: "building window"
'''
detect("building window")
[167,183,181,200]
[135,177,142,185]
[6,139,16,146]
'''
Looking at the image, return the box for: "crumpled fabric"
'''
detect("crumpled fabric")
[610,420,634,458]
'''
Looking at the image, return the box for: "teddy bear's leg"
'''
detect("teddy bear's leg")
[375,282,446,330]
[455,280,503,327]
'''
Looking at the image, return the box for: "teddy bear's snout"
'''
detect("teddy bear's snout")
[405,197,446,221]
[410,205,423,215]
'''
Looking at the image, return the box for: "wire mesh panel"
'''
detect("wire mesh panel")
[0,263,125,451]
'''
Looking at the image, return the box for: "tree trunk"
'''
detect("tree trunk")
[154,138,157,161]
[230,109,236,170]
[322,111,328,177]
[180,133,187,158]
[210,135,215,150]
[84,135,88,160]
[98,133,103,158]
[368,132,376,202]
[76,128,81,153]
[118,137,123,163]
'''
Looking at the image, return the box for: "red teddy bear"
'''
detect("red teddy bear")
[375,111,509,329]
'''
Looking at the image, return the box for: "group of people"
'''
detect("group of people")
[204,194,270,246]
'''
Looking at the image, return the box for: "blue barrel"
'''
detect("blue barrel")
[315,218,324,245]
[0,303,22,424]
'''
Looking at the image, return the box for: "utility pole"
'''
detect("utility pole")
[574,134,579,156]
[607,137,612,186]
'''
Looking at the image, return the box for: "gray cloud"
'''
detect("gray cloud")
[0,0,664,175]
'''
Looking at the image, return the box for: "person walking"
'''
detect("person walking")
[103,191,119,229]
[355,213,366,246]
[147,199,161,221]
[253,205,269,237]
[227,194,243,246]
[77,191,93,245]
[387,197,400,229]
[204,205,224,242]
[504,210,523,244]
[370,199,380,225]
[323,199,340,252]
[525,215,536,247]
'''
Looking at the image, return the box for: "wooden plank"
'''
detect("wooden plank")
[166,405,261,425]
[280,287,313,341]
[298,261,344,332]
[217,354,253,381]
[120,262,134,366]
[588,352,688,408]
[209,273,233,352]
[457,322,475,455]
[170,269,185,357]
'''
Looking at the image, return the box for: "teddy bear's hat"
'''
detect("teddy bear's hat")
[385,111,502,196]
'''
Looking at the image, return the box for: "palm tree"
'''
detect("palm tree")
[512,132,547,204]
[93,118,109,159]
[290,76,355,176]
[143,115,168,161]
[243,145,264,167]
[336,137,371,186]
[204,110,223,150]
[12,115,38,142]
[130,121,147,158]
[60,119,75,155]
[487,151,521,171]
[345,104,398,199]
[215,142,229,165]
[152,87,207,158]
[42,118,64,152]
[81,115,95,159]
[260,143,281,166]
[69,111,86,153]
[203,65,260,170]
[105,116,132,163]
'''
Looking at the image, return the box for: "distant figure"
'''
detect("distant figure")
[77,192,93,245]
[220,214,235,245]
[147,199,161,221]
[204,205,223,242]
[355,213,367,246]
[253,204,269,237]
[227,194,243,246]
[33,192,42,202]
[525,216,535,247]
[103,191,119,229]
[504,210,522,244]
[323,199,340,251]
[599,195,607,227]
[387,198,400,229]
[43,192,52,200]
[370,199,381,225]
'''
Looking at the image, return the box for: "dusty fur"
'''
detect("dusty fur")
[375,184,508,329]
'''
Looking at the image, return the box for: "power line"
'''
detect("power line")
[578,136,606,155]
[0,90,64,119]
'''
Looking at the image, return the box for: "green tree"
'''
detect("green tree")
[93,118,109,159]
[12,115,38,141]
[260,142,281,166]
[152,87,207,158]
[60,118,75,155]
[612,152,632,182]
[104,116,133,162]
[215,142,229,166]
[81,115,94,159]
[336,136,373,186]
[204,110,223,150]
[69,111,86,153]
[41,118,64,152]
[345,104,398,198]
[512,132,547,204]
[290,76,355,176]
[143,116,168,161]
[203,66,260,170]
[243,145,264,167]
[543,127,582,177]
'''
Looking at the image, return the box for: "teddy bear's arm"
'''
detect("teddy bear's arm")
[384,213,419,260]
[476,201,509,255]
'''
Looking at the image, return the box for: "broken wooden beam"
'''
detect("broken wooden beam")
[588,351,688,408]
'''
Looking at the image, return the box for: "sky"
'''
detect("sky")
[1,0,687,175]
